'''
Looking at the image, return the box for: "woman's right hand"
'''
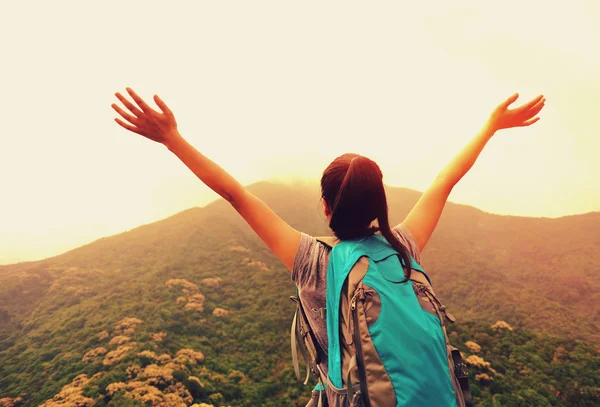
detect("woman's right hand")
[112,87,181,147]
[486,93,546,133]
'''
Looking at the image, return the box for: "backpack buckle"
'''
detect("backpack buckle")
[451,349,469,379]
[439,305,456,323]
[310,361,321,377]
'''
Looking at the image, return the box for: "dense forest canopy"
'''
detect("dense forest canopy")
[0,182,598,406]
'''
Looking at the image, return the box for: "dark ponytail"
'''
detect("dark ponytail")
[321,153,413,281]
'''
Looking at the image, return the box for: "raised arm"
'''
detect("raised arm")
[402,93,546,252]
[111,88,301,272]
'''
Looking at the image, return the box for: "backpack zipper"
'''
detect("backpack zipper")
[351,289,371,407]
[415,283,456,324]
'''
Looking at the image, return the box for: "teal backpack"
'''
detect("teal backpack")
[291,234,472,407]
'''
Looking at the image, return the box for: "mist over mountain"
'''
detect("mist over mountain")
[0,182,598,406]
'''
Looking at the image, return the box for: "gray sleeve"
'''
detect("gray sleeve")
[392,223,422,265]
[291,232,316,287]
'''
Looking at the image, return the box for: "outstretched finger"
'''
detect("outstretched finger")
[519,117,540,127]
[115,92,144,118]
[500,93,519,109]
[154,94,174,119]
[115,117,144,135]
[126,87,155,113]
[514,95,544,115]
[525,98,545,118]
[112,103,138,125]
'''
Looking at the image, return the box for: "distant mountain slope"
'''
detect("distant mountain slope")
[0,181,598,406]
[1,182,598,343]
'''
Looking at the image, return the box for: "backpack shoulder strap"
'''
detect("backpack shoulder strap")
[290,294,327,407]
[410,268,433,289]
[288,236,338,394]
[290,287,326,386]
[315,235,340,248]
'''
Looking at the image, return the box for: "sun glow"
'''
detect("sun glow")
[1,1,598,263]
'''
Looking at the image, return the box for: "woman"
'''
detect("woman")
[111,88,545,405]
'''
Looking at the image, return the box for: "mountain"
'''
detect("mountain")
[0,256,26,266]
[0,181,598,407]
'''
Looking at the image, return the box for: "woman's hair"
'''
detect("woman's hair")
[321,153,413,281]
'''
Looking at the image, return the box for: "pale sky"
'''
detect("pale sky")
[1,1,599,264]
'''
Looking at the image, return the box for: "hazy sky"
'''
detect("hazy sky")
[1,1,599,264]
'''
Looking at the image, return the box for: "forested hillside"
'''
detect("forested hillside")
[0,182,598,406]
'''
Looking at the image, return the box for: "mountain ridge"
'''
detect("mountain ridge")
[2,180,596,270]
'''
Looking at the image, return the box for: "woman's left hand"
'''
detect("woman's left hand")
[487,93,546,132]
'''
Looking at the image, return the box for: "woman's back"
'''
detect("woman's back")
[292,224,422,372]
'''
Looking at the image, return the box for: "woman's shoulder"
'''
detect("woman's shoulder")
[392,223,422,264]
[291,233,333,286]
